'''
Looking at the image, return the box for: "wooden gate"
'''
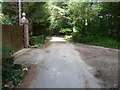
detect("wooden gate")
[2,25,24,52]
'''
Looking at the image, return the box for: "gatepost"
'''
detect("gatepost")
[20,12,29,48]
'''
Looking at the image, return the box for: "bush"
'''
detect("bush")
[64,35,72,40]
[29,35,45,46]
[59,28,72,34]
[72,33,120,49]
[2,46,22,88]
[2,46,13,59]
[89,37,120,49]
[72,32,82,42]
[0,14,13,25]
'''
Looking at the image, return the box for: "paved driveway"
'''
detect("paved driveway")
[15,37,118,88]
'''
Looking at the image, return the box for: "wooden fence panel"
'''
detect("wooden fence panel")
[2,25,24,52]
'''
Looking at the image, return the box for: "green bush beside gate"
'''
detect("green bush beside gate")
[29,35,45,46]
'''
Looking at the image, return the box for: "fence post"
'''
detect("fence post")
[20,12,29,48]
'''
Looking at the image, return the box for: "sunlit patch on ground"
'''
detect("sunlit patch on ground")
[49,37,66,42]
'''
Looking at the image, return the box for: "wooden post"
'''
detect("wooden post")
[20,12,29,48]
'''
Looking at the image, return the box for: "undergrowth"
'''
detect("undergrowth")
[2,46,22,89]
[72,32,120,49]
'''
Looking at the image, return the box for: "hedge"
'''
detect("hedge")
[29,35,45,46]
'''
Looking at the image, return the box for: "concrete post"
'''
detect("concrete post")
[20,12,29,48]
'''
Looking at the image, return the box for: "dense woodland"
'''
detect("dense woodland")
[1,2,120,48]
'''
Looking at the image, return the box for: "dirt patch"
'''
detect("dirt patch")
[75,43,119,88]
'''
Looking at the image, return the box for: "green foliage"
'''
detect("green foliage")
[2,46,13,59]
[72,34,95,44]
[89,38,120,49]
[2,46,22,88]
[50,2,119,41]
[59,28,72,34]
[72,33,120,49]
[64,35,72,40]
[1,15,13,25]
[72,32,82,42]
[48,2,70,34]
[2,2,19,25]
[23,2,51,31]
[29,35,45,46]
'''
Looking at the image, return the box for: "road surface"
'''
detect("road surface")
[15,37,118,88]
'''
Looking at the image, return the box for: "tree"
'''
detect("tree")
[2,2,20,25]
[23,2,51,35]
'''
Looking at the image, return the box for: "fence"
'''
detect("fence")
[2,25,24,52]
